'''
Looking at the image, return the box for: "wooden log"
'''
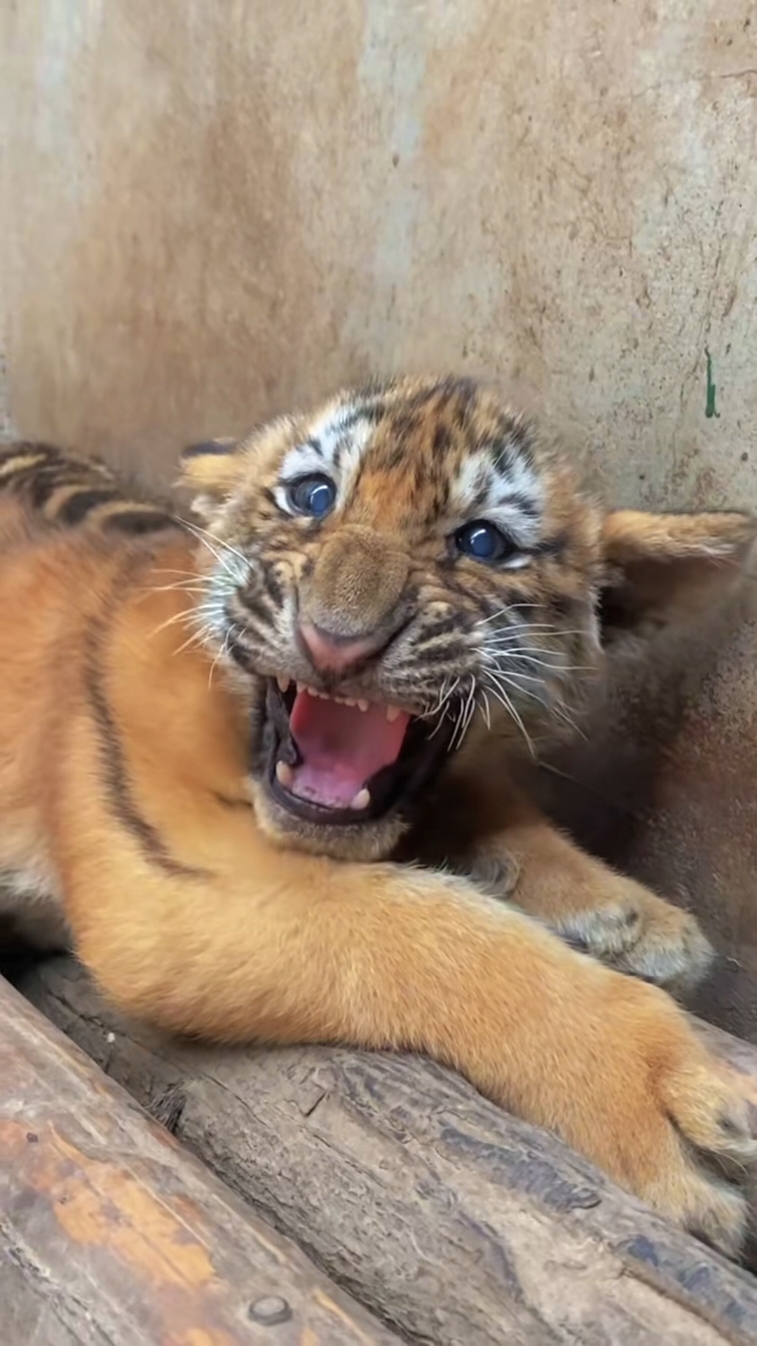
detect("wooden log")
[15,955,757,1346]
[0,973,401,1346]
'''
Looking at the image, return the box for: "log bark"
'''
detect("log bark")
[16,955,757,1346]
[0,973,401,1346]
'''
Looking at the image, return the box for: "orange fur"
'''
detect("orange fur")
[1,376,756,1257]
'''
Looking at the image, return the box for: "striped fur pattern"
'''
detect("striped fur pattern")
[0,441,178,536]
[184,377,604,848]
[0,377,755,1255]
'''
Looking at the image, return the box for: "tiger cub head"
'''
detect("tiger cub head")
[180,375,755,860]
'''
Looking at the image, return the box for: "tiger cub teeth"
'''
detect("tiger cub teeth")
[349,788,371,810]
[277,680,403,722]
[295,684,373,710]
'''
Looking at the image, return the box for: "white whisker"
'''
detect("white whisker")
[482,672,535,756]
[173,623,216,657]
[148,605,199,640]
[178,518,245,580]
[150,567,205,580]
[174,516,250,566]
[475,603,548,625]
[145,581,209,596]
[479,688,492,730]
[208,623,237,689]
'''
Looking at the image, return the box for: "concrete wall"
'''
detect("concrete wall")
[3,0,756,499]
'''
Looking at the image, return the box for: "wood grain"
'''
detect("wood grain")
[0,973,401,1346]
[16,955,757,1346]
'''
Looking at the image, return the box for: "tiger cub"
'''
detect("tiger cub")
[0,377,755,1255]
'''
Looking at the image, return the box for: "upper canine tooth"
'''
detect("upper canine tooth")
[297,682,306,694]
[357,700,369,712]
[277,676,290,693]
[386,705,401,722]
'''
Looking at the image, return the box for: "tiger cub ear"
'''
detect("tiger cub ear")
[177,438,244,516]
[599,507,757,640]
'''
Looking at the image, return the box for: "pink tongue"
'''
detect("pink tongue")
[288,691,411,810]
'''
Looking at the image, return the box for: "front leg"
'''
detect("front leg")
[64,823,752,1258]
[460,789,713,993]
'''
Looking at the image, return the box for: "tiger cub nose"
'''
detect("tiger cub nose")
[299,622,385,673]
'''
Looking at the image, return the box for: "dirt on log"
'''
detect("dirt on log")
[0,973,401,1346]
[15,954,757,1346]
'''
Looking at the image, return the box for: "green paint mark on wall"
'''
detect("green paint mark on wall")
[705,347,720,419]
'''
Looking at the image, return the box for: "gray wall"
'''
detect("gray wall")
[2,1,756,500]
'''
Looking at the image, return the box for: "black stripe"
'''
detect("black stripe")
[506,419,535,464]
[236,587,271,625]
[103,509,178,536]
[28,468,105,508]
[84,564,206,879]
[181,439,236,458]
[502,492,540,519]
[59,487,121,524]
[5,459,73,490]
[260,565,284,606]
[339,402,386,431]
[432,424,451,456]
[417,616,457,641]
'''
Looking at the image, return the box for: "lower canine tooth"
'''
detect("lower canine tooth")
[350,788,371,810]
[276,761,294,788]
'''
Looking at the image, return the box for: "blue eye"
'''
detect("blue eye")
[286,473,337,518]
[454,520,514,563]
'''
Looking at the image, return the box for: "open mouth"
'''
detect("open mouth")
[262,679,455,826]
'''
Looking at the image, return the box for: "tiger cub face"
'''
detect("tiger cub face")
[181,375,755,860]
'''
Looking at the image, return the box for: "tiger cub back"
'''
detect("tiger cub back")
[0,441,179,536]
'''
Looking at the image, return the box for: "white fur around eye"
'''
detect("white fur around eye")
[273,448,327,515]
[500,552,532,570]
[276,407,373,513]
[452,449,543,553]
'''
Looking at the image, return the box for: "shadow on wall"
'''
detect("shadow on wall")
[529,579,757,1042]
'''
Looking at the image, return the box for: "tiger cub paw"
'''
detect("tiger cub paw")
[555,880,713,993]
[576,976,757,1258]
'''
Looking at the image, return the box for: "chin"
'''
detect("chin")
[247,676,455,863]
